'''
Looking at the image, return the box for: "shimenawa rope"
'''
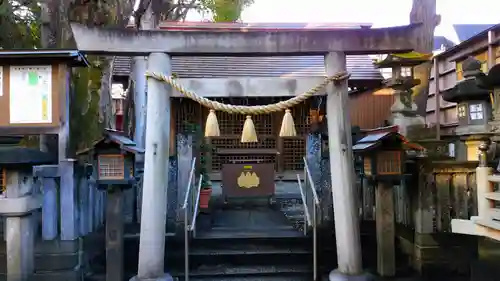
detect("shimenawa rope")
[145,71,350,114]
[145,70,350,142]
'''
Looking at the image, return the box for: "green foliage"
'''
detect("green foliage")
[69,60,103,155]
[198,0,254,22]
[184,122,213,188]
[0,0,41,49]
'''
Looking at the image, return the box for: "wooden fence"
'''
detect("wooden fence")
[356,159,478,231]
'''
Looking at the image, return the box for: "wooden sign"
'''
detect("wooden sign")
[0,63,67,134]
[221,162,274,198]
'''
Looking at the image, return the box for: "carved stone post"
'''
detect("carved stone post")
[325,52,370,281]
[131,52,173,281]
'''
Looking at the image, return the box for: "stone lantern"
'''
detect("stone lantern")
[477,61,500,132]
[442,57,492,160]
[476,61,500,165]
[374,52,432,136]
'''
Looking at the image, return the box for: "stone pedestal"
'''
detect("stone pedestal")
[389,82,425,136]
[329,269,374,281]
[0,170,42,281]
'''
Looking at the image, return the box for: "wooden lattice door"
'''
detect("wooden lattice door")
[174,98,309,174]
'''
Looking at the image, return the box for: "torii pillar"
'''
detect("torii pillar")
[325,52,365,280]
[69,22,422,281]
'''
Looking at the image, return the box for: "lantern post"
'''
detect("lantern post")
[353,131,419,277]
[80,129,143,281]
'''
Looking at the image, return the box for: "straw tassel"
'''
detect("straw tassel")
[241,115,258,143]
[279,109,297,137]
[204,109,220,137]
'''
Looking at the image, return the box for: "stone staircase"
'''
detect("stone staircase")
[168,205,315,281]
[86,181,328,281]
[169,224,312,281]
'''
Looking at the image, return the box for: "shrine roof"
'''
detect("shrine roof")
[0,49,89,66]
[77,129,144,155]
[113,22,383,80]
[436,23,500,61]
[113,55,382,81]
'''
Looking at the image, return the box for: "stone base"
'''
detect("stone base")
[328,269,374,281]
[129,273,174,281]
[390,112,425,137]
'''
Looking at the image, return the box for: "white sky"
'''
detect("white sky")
[186,0,500,42]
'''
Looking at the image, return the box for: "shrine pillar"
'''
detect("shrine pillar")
[131,52,173,281]
[325,52,369,280]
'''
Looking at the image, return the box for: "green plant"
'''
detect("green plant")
[184,122,212,189]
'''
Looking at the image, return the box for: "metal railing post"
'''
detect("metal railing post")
[313,204,317,281]
[181,157,196,281]
[303,157,320,281]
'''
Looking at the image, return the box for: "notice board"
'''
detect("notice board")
[0,64,65,134]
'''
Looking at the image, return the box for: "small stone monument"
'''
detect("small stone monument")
[0,136,55,280]
[442,56,492,161]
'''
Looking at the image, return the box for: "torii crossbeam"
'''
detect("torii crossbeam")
[70,22,423,281]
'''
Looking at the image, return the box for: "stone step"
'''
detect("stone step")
[194,227,304,239]
[188,244,310,256]
[172,264,311,278]
[169,238,311,269]
[85,274,315,281]
[176,276,313,281]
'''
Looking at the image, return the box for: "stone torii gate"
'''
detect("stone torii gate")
[70,22,422,281]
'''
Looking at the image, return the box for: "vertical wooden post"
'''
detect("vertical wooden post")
[99,190,105,226]
[434,57,441,140]
[324,52,364,279]
[58,63,78,241]
[276,112,285,174]
[488,30,496,70]
[376,181,396,277]
[88,180,95,232]
[135,52,173,281]
[106,186,125,281]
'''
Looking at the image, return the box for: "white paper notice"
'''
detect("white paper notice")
[9,65,52,124]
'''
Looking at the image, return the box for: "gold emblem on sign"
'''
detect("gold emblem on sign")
[237,171,260,189]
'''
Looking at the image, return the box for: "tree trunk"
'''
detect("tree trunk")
[41,0,134,154]
[410,0,441,117]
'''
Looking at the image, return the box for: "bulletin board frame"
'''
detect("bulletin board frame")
[0,50,88,136]
[0,63,66,135]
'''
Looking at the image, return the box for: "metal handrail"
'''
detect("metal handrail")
[182,157,196,209]
[297,174,312,228]
[302,157,320,281]
[190,174,203,232]
[182,157,196,281]
[303,157,320,206]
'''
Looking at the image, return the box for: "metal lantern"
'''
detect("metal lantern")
[78,129,144,189]
[353,131,410,183]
